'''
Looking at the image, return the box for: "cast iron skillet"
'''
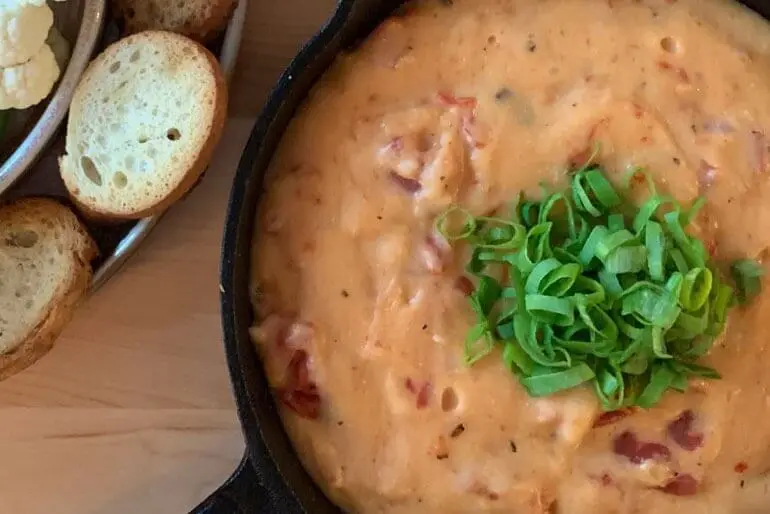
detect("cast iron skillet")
[195,0,770,512]
[194,1,405,512]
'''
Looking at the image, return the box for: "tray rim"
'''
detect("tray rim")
[0,0,107,196]
[85,0,249,292]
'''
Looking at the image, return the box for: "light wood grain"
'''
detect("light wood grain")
[230,0,337,116]
[0,1,338,511]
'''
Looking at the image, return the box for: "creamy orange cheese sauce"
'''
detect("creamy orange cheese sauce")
[250,0,770,512]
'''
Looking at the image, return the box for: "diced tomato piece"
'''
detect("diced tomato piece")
[667,410,704,451]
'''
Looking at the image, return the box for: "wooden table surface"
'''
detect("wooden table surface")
[0,1,336,512]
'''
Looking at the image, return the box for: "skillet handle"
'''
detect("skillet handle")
[191,456,272,514]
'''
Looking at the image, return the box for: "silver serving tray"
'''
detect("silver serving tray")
[0,0,105,196]
[2,0,247,292]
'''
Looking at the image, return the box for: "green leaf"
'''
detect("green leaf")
[438,165,757,410]
[521,363,596,397]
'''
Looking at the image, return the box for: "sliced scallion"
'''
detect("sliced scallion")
[439,164,761,410]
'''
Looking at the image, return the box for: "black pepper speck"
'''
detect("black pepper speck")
[495,87,513,102]
[451,424,466,438]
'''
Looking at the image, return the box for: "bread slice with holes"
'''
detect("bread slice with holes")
[113,0,237,43]
[0,197,98,381]
[59,31,227,220]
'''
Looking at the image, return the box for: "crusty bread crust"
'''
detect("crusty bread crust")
[113,0,237,43]
[59,31,228,220]
[0,198,98,381]
[0,261,91,381]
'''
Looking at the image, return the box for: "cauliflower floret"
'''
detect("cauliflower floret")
[0,44,59,110]
[0,0,55,68]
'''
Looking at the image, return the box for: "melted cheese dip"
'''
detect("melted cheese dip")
[250,0,770,512]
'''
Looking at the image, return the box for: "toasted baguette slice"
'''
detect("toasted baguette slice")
[59,31,227,220]
[114,0,237,43]
[0,198,98,381]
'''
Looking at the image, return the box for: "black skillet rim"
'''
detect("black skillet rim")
[217,0,770,512]
[220,1,359,512]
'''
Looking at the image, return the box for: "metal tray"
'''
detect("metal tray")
[0,0,105,196]
[2,0,248,292]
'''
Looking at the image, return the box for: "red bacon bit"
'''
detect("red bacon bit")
[389,171,422,193]
[613,431,639,459]
[633,103,644,119]
[659,474,698,496]
[455,276,475,296]
[613,431,671,464]
[436,89,488,149]
[416,382,432,408]
[281,387,321,419]
[637,441,673,462]
[667,410,705,451]
[437,92,478,109]
[593,408,634,428]
[657,60,673,71]
[279,350,321,419]
[405,378,432,409]
[735,461,749,473]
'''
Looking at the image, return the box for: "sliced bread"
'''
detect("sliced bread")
[0,197,98,381]
[113,0,237,43]
[59,31,227,220]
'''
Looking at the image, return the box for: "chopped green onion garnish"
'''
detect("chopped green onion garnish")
[438,164,762,410]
